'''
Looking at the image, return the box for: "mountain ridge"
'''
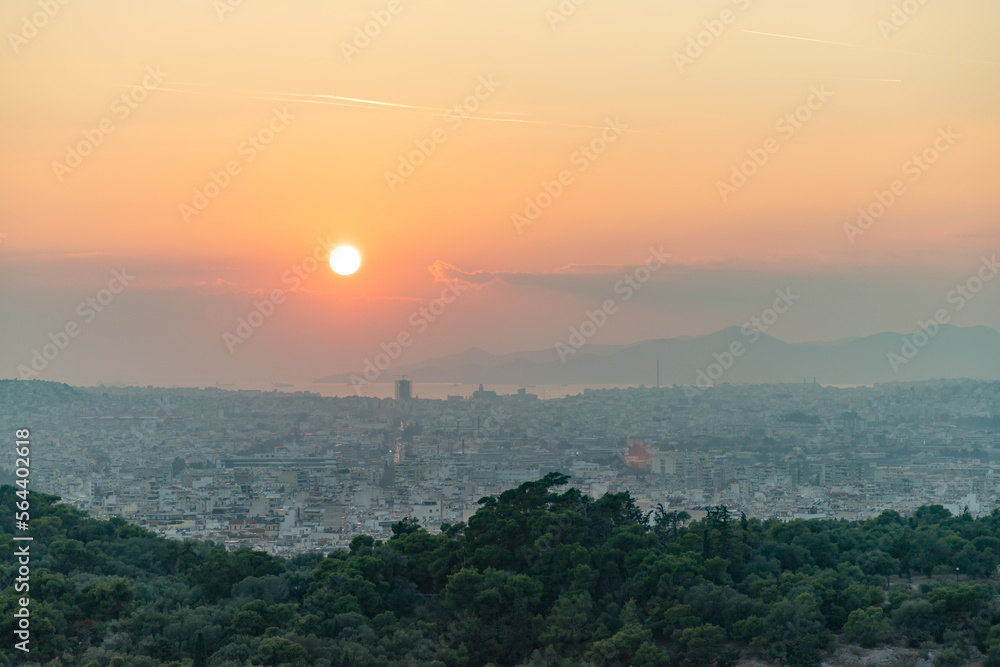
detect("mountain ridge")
[318,324,1000,386]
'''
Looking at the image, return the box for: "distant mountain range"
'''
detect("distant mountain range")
[318,325,1000,387]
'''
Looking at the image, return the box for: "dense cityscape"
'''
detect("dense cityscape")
[4,378,998,556]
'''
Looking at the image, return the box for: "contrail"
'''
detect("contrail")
[768,74,902,83]
[127,83,668,137]
[290,92,529,117]
[266,92,435,111]
[742,29,1000,66]
[165,83,528,116]
[144,84,446,114]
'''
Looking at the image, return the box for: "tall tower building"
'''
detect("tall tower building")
[395,379,412,401]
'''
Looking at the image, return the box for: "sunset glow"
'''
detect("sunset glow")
[2,0,998,387]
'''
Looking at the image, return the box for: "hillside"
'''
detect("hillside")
[3,478,1000,666]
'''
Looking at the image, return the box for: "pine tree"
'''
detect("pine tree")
[193,631,207,667]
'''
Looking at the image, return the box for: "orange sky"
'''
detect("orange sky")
[2,0,999,386]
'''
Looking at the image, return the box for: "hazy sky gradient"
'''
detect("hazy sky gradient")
[2,0,998,385]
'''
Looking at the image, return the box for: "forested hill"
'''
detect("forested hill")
[4,477,1000,667]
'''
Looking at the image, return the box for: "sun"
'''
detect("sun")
[329,246,361,276]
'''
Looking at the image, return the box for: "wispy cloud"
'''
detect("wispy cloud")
[767,74,903,83]
[742,29,1000,66]
[5,250,106,259]
[428,259,677,290]
[193,278,246,295]
[429,261,500,286]
[148,83,667,137]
